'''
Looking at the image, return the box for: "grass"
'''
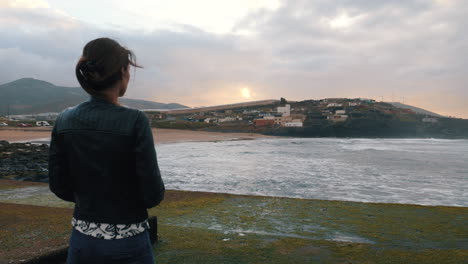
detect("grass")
[0,179,467,263]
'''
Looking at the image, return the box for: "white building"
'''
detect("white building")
[328,115,348,122]
[422,117,438,123]
[218,117,236,123]
[335,110,346,115]
[243,109,259,114]
[284,121,303,127]
[327,103,342,108]
[277,104,291,117]
[348,102,360,106]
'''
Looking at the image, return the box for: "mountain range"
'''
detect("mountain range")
[0,78,188,115]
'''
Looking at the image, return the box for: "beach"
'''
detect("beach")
[0,127,275,144]
[0,127,53,142]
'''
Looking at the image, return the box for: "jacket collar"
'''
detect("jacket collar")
[89,96,113,104]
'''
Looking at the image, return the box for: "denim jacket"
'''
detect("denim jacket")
[48,96,165,224]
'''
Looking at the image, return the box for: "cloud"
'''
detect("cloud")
[233,0,468,115]
[0,0,50,9]
[0,0,467,117]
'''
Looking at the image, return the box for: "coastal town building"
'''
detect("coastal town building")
[328,115,348,122]
[277,104,291,117]
[284,120,304,127]
[254,119,275,126]
[218,117,234,123]
[218,116,243,123]
[359,98,376,103]
[422,117,438,123]
[8,113,59,121]
[327,103,342,108]
[146,112,166,120]
[290,114,306,121]
[273,116,292,126]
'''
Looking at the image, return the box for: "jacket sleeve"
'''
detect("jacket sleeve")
[48,123,75,202]
[133,111,165,208]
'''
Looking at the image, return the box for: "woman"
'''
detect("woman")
[48,37,165,263]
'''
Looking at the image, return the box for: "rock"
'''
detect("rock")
[0,141,49,182]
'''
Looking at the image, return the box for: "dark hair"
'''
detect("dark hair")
[76,38,141,93]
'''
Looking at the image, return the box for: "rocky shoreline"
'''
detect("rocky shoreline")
[0,140,49,182]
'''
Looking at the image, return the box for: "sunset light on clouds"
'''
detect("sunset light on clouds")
[0,0,467,118]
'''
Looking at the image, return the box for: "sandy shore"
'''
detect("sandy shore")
[0,127,275,144]
[0,127,53,142]
[152,129,275,144]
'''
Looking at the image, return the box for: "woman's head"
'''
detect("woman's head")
[76,38,140,96]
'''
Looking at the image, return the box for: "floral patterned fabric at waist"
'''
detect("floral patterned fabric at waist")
[71,217,150,240]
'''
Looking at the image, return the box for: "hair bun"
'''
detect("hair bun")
[76,37,141,93]
[79,60,100,81]
[85,60,98,72]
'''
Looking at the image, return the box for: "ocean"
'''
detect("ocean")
[156,138,468,207]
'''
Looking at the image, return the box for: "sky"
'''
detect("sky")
[0,0,467,118]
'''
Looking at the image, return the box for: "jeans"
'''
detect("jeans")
[67,228,155,264]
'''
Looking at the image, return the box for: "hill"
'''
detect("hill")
[151,97,468,139]
[388,102,443,117]
[0,78,188,115]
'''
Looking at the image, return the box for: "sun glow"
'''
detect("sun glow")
[240,87,252,99]
[325,12,365,30]
[329,13,353,29]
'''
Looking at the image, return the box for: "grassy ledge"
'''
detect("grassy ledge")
[0,179,467,263]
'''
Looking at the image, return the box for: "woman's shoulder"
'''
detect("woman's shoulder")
[54,102,147,132]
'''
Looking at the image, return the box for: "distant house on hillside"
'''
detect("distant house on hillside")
[422,117,438,123]
[218,117,235,123]
[359,98,376,103]
[254,119,275,127]
[277,104,291,117]
[218,116,242,123]
[327,103,342,108]
[328,115,348,122]
[274,116,292,126]
[146,112,166,120]
[284,120,303,127]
